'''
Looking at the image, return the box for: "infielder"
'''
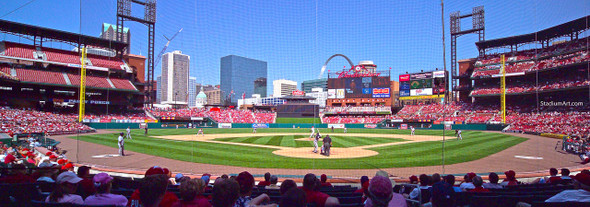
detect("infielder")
[313,132,320,153]
[457,130,462,140]
[197,128,204,136]
[118,132,125,156]
[310,126,315,138]
[410,126,415,136]
[253,127,257,133]
[126,127,132,139]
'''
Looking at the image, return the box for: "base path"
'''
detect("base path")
[53,130,586,179]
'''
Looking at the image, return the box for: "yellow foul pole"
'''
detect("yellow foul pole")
[78,47,87,123]
[501,55,506,124]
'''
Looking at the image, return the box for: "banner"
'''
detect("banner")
[327,89,336,99]
[252,123,269,128]
[410,88,433,96]
[433,71,445,78]
[399,74,410,82]
[399,94,444,100]
[364,124,377,128]
[400,82,410,90]
[191,117,204,121]
[218,123,232,128]
[328,124,345,129]
[400,124,408,129]
[336,89,345,99]
[372,88,390,98]
[399,90,410,97]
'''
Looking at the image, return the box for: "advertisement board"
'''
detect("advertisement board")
[410,72,432,80]
[410,88,433,96]
[399,90,410,97]
[218,123,232,128]
[399,74,410,82]
[364,124,377,128]
[328,124,345,129]
[252,123,269,128]
[433,71,445,78]
[327,89,336,99]
[372,88,390,98]
[400,124,408,129]
[336,89,345,99]
[400,82,410,90]
[345,78,363,96]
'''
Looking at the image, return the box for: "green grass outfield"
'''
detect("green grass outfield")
[213,135,406,148]
[275,117,322,123]
[71,128,527,169]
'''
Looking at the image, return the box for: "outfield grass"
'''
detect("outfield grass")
[71,129,527,169]
[275,117,322,123]
[214,135,406,148]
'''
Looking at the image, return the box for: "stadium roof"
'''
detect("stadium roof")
[476,15,590,50]
[0,19,128,52]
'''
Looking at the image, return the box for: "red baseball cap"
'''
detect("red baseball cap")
[45,152,53,156]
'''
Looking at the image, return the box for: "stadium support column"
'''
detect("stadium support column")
[79,47,87,123]
[501,55,506,124]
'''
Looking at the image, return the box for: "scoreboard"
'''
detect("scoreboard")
[399,71,447,99]
[327,76,390,99]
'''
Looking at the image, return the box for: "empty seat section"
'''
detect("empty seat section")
[15,68,66,85]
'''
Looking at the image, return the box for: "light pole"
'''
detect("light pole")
[175,92,178,109]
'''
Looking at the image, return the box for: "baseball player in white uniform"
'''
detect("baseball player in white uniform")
[310,126,315,138]
[197,128,204,136]
[118,132,125,156]
[126,127,132,139]
[457,130,462,140]
[313,132,320,153]
[411,126,415,136]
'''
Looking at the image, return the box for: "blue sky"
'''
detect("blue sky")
[1,0,588,94]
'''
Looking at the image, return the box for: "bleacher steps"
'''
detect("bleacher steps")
[106,78,116,88]
[63,72,71,85]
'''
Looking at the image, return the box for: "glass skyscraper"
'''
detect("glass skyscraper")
[220,55,267,104]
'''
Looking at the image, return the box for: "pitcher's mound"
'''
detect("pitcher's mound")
[272,147,379,159]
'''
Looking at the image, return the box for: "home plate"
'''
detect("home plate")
[92,154,121,158]
[514,155,543,160]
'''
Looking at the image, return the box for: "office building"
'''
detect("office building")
[273,79,297,97]
[220,55,267,104]
[301,78,328,93]
[156,76,162,104]
[161,51,190,106]
[188,77,197,107]
[100,23,130,54]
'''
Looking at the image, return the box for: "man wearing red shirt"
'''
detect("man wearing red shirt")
[300,173,339,207]
[128,167,178,207]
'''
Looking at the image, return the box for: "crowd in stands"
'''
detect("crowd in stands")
[324,106,391,114]
[83,112,155,122]
[147,108,276,124]
[0,107,94,136]
[322,115,396,124]
[472,51,589,78]
[471,79,590,96]
[2,146,590,207]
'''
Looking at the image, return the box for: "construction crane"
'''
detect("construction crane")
[154,28,183,69]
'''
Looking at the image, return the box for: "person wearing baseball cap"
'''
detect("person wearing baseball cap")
[46,171,84,204]
[235,171,274,207]
[302,173,340,207]
[365,175,407,207]
[84,173,128,206]
[545,172,590,202]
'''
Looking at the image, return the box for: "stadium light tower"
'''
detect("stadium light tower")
[117,0,157,106]
[449,6,485,102]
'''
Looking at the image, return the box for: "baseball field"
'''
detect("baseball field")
[69,128,527,169]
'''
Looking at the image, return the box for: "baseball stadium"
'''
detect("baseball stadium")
[0,0,589,207]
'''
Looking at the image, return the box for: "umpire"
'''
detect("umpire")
[323,135,332,156]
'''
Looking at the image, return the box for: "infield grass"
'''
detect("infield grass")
[71,128,527,169]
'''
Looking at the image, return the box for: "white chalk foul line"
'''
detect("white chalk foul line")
[514,155,543,160]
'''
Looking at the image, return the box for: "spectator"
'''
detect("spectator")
[410,174,431,200]
[468,176,489,192]
[258,172,272,186]
[46,171,84,204]
[265,175,280,190]
[444,175,461,192]
[482,173,503,189]
[460,173,476,191]
[354,175,370,196]
[432,173,442,184]
[202,173,212,191]
[0,164,34,183]
[280,188,307,207]
[320,174,332,187]
[235,171,274,207]
[409,175,418,184]
[36,167,56,183]
[279,179,298,195]
[171,178,211,207]
[77,166,96,198]
[139,174,170,207]
[432,176,456,207]
[301,173,339,207]
[84,173,128,206]
[365,175,407,207]
[547,168,563,184]
[212,178,240,207]
[501,170,518,186]
[128,166,179,207]
[545,172,590,202]
[561,168,572,181]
